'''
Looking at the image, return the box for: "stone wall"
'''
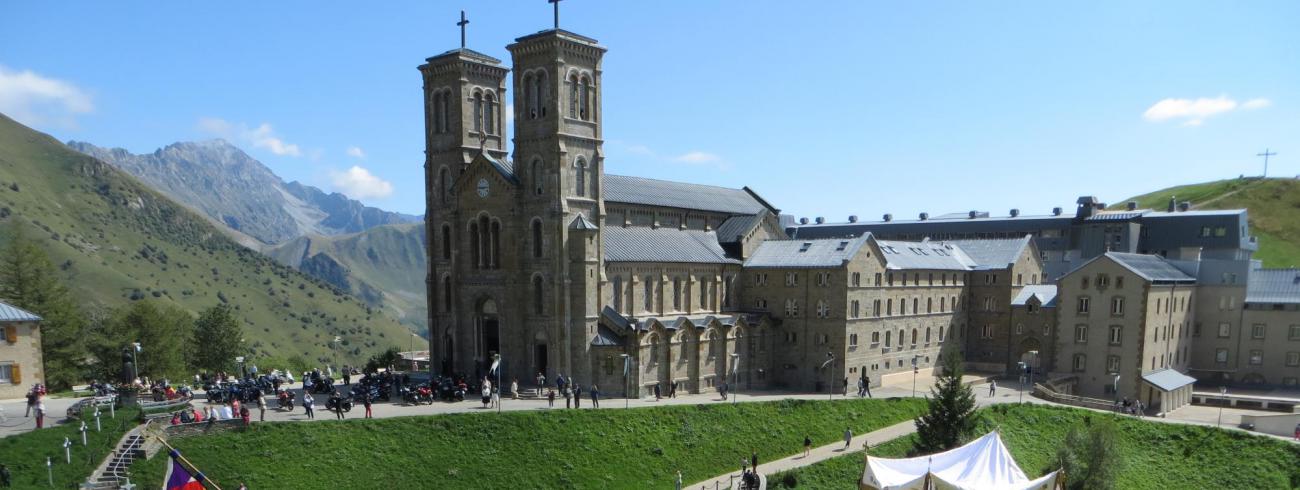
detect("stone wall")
[161,419,244,439]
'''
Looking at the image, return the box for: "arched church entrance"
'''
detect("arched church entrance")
[1017,338,1042,375]
[534,330,549,378]
[442,333,455,375]
[476,298,500,375]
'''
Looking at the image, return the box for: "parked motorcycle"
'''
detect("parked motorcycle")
[325,395,353,413]
[416,384,435,405]
[276,389,295,411]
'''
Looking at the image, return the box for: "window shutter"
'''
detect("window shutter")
[4,325,15,344]
[11,364,19,384]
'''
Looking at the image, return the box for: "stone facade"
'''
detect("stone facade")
[0,307,43,398]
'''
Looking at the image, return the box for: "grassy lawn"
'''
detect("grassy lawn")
[771,404,1300,489]
[130,398,923,488]
[0,406,142,488]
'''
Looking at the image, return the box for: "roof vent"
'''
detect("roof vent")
[815,217,825,224]
[799,242,812,252]
[968,210,978,219]
[883,214,893,222]
[1052,207,1063,216]
[799,217,809,225]
[848,215,859,223]
[1126,201,1138,211]
[1178,202,1191,212]
[919,212,929,220]
[1010,209,1020,217]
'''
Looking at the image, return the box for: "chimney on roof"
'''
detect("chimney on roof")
[883,214,893,222]
[1126,201,1138,211]
[1076,196,1099,219]
[968,210,978,219]
[848,215,858,223]
[799,217,809,225]
[1167,196,1177,212]
[1052,207,1063,216]
[919,212,929,220]
[815,217,825,224]
[1010,208,1020,217]
[1178,202,1191,212]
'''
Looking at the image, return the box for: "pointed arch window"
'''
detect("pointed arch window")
[440,224,452,260]
[484,92,495,135]
[579,75,593,121]
[699,277,709,311]
[672,277,682,311]
[575,158,587,197]
[644,275,655,312]
[569,74,579,118]
[440,92,451,133]
[473,92,483,133]
[489,220,501,269]
[531,158,544,195]
[442,275,451,312]
[531,219,543,258]
[537,71,548,118]
[525,74,537,120]
[469,221,480,268]
[438,167,450,203]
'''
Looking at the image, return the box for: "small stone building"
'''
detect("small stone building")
[0,301,43,398]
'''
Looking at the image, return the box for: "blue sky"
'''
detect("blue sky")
[2,1,1296,219]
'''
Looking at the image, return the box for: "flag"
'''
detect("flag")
[489,358,501,376]
[730,356,740,375]
[162,450,205,490]
[622,356,630,377]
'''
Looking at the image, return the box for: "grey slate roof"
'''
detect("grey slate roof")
[1104,253,1197,283]
[570,215,599,230]
[482,154,518,184]
[946,236,1032,270]
[1141,368,1197,392]
[876,239,976,271]
[0,301,41,322]
[590,325,623,346]
[1011,285,1059,307]
[425,47,503,65]
[744,235,869,269]
[603,226,737,264]
[716,212,767,244]
[1246,268,1300,304]
[604,175,773,215]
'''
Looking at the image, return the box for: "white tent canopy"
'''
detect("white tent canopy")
[860,431,1061,490]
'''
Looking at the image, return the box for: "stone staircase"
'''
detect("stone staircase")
[81,422,155,490]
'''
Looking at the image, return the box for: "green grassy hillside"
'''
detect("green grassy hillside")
[773,404,1300,489]
[1116,178,1300,268]
[133,397,924,488]
[0,113,408,367]
[265,222,427,334]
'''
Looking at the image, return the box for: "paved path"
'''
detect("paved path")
[686,420,916,490]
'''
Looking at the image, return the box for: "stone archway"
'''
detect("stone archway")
[1017,337,1042,370]
[442,333,455,375]
[476,297,500,374]
[533,330,549,379]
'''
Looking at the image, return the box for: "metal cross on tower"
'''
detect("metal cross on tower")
[458,10,470,48]
[1257,148,1277,178]
[549,0,562,30]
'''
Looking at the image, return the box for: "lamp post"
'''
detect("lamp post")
[1217,386,1228,428]
[131,342,142,383]
[236,356,246,380]
[492,353,502,414]
[821,352,835,401]
[730,353,739,405]
[332,336,342,374]
[620,354,631,409]
[1017,362,1026,404]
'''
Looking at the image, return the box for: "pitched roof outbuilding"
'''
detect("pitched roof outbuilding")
[0,301,41,322]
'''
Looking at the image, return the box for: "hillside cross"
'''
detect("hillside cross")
[458,10,469,49]
[1256,148,1277,178]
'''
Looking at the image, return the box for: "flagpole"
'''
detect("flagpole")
[155,436,224,490]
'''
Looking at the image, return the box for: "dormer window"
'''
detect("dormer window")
[799,242,812,252]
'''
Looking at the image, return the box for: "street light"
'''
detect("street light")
[620,354,631,409]
[491,353,502,414]
[332,336,342,374]
[1113,375,1121,410]
[131,342,142,382]
[730,353,740,405]
[821,352,835,401]
[1217,386,1228,428]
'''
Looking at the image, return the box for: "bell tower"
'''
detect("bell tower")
[507,13,607,383]
[420,11,510,375]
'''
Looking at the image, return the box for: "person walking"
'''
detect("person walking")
[511,378,519,400]
[719,382,727,401]
[537,372,546,395]
[33,396,45,429]
[343,366,351,386]
[654,382,661,401]
[0,463,10,487]
[481,382,492,409]
[563,385,572,409]
[843,427,853,449]
[257,394,267,422]
[675,470,683,490]
[573,384,582,409]
[330,390,345,420]
[303,392,315,420]
[1293,423,1300,441]
[363,392,373,419]
[843,377,849,397]
[669,381,677,399]
[751,450,758,473]
[590,384,600,408]
[547,389,555,408]
[24,389,35,417]
[988,380,996,398]
[803,436,812,458]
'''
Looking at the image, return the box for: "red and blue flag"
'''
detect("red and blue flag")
[162,450,206,490]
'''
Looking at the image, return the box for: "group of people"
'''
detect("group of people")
[651,381,680,401]
[23,384,48,429]
[540,373,601,409]
[184,394,263,426]
[1117,397,1145,416]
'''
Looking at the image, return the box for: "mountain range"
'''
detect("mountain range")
[0,113,414,366]
[66,140,420,246]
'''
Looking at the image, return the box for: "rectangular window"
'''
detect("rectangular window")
[1291,325,1300,340]
[1109,325,1122,345]
[1286,352,1300,367]
[1077,297,1090,314]
[874,273,882,286]
[1072,354,1086,372]
[1218,323,1231,338]
[1249,350,1263,365]
[938,326,946,342]
[981,325,993,339]
[1252,324,1266,340]
[1075,325,1088,343]
[1111,297,1124,316]
[1107,355,1120,374]
[871,332,880,345]
[0,363,11,383]
[1216,349,1229,363]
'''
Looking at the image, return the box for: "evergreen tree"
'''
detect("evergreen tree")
[87,301,193,382]
[190,304,245,374]
[913,351,979,453]
[1052,417,1121,490]
[0,222,85,389]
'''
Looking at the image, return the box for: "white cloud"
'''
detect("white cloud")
[1243,98,1272,110]
[197,117,302,157]
[626,145,655,156]
[329,165,394,199]
[346,146,366,159]
[0,65,93,129]
[672,151,721,164]
[1142,95,1271,126]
